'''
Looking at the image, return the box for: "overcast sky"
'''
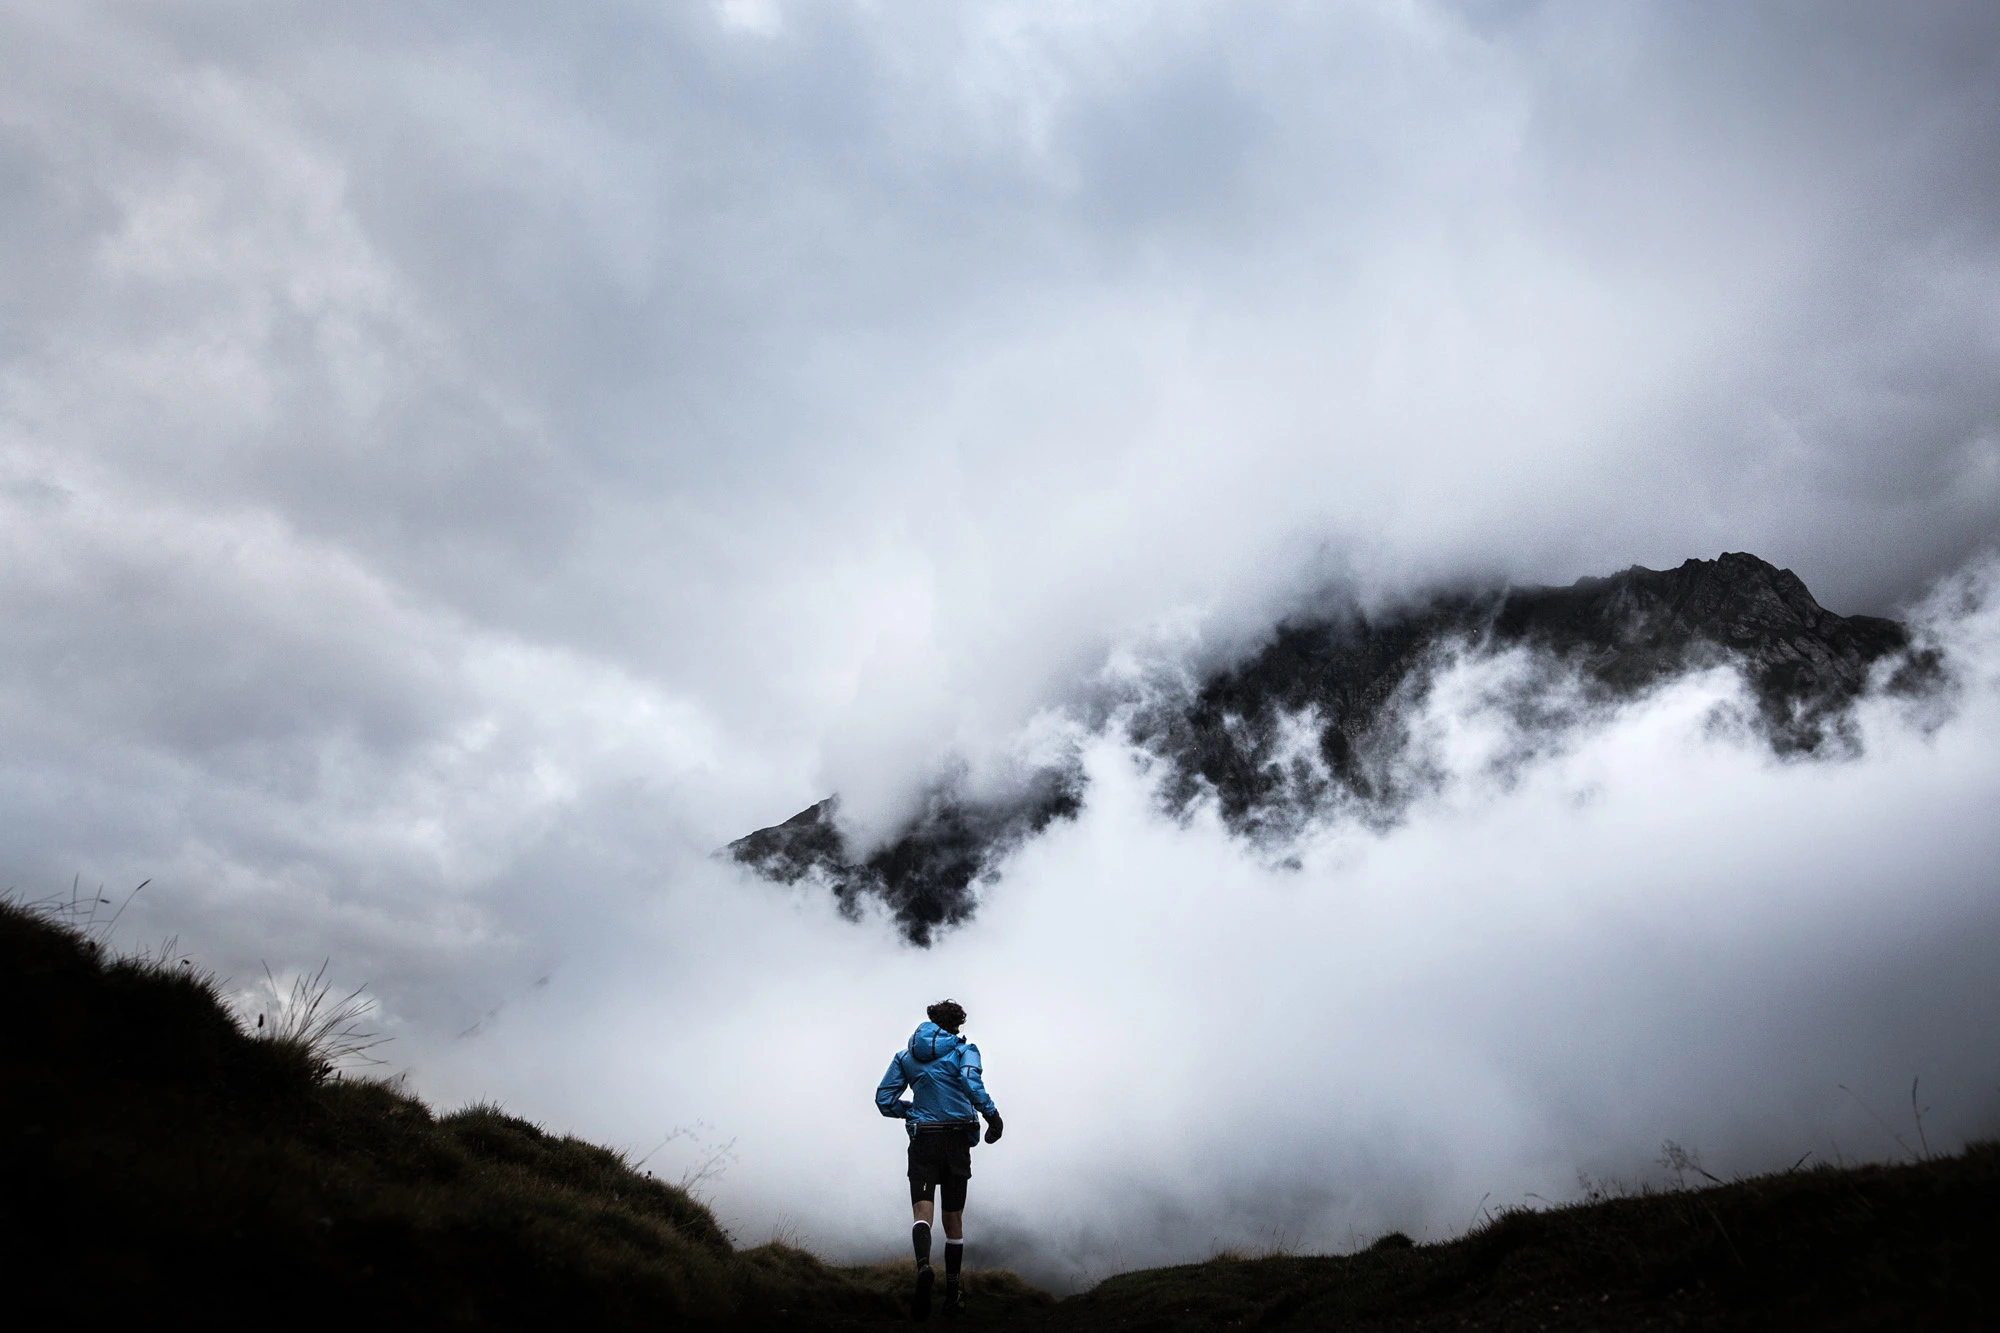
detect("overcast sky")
[4,0,1999,1287]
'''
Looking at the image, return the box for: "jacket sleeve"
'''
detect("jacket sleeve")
[958,1043,999,1119]
[875,1053,913,1118]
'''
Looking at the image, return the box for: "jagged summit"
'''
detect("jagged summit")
[725,769,1082,945]
[1141,551,1919,843]
[729,553,1927,944]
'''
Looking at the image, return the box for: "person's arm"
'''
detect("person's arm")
[959,1043,1001,1140]
[875,1054,913,1119]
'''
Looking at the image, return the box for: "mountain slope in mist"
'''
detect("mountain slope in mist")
[729,553,1928,943]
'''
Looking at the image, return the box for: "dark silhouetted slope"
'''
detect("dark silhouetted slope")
[0,901,1049,1329]
[1035,1146,2000,1330]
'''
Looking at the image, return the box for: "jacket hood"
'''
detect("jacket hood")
[907,1021,964,1064]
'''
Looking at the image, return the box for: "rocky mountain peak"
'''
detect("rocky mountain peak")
[727,553,1930,944]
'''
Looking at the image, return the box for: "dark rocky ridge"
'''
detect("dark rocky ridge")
[729,553,1928,944]
[724,766,1083,945]
[1138,551,1923,844]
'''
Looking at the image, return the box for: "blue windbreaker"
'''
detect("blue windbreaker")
[875,1021,999,1143]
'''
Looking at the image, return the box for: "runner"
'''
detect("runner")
[875,1000,1003,1320]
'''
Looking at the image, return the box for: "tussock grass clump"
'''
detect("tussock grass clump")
[249,959,390,1078]
[0,900,1022,1329]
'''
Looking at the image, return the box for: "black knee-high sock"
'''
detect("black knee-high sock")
[911,1220,932,1264]
[944,1238,963,1278]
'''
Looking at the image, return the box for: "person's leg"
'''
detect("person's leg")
[909,1152,939,1320]
[909,1192,935,1265]
[940,1178,968,1315]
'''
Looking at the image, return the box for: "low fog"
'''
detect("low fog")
[3,0,1999,1293]
[410,565,2000,1288]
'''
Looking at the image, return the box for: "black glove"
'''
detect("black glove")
[983,1113,1003,1144]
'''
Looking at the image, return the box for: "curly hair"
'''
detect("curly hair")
[926,999,967,1032]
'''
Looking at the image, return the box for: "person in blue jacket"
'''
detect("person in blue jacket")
[875,999,1003,1320]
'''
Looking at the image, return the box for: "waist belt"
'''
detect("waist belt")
[912,1121,977,1134]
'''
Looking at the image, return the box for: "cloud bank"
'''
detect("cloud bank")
[419,562,2000,1289]
[2,0,1998,1290]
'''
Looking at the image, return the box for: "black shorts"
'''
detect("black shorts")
[907,1127,972,1211]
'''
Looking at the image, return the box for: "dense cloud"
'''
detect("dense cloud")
[417,564,2000,1289]
[3,0,1998,1289]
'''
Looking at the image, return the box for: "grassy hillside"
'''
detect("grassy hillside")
[0,899,1047,1329]
[1046,1142,2000,1331]
[5,895,1995,1330]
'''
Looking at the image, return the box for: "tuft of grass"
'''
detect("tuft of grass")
[249,959,389,1078]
